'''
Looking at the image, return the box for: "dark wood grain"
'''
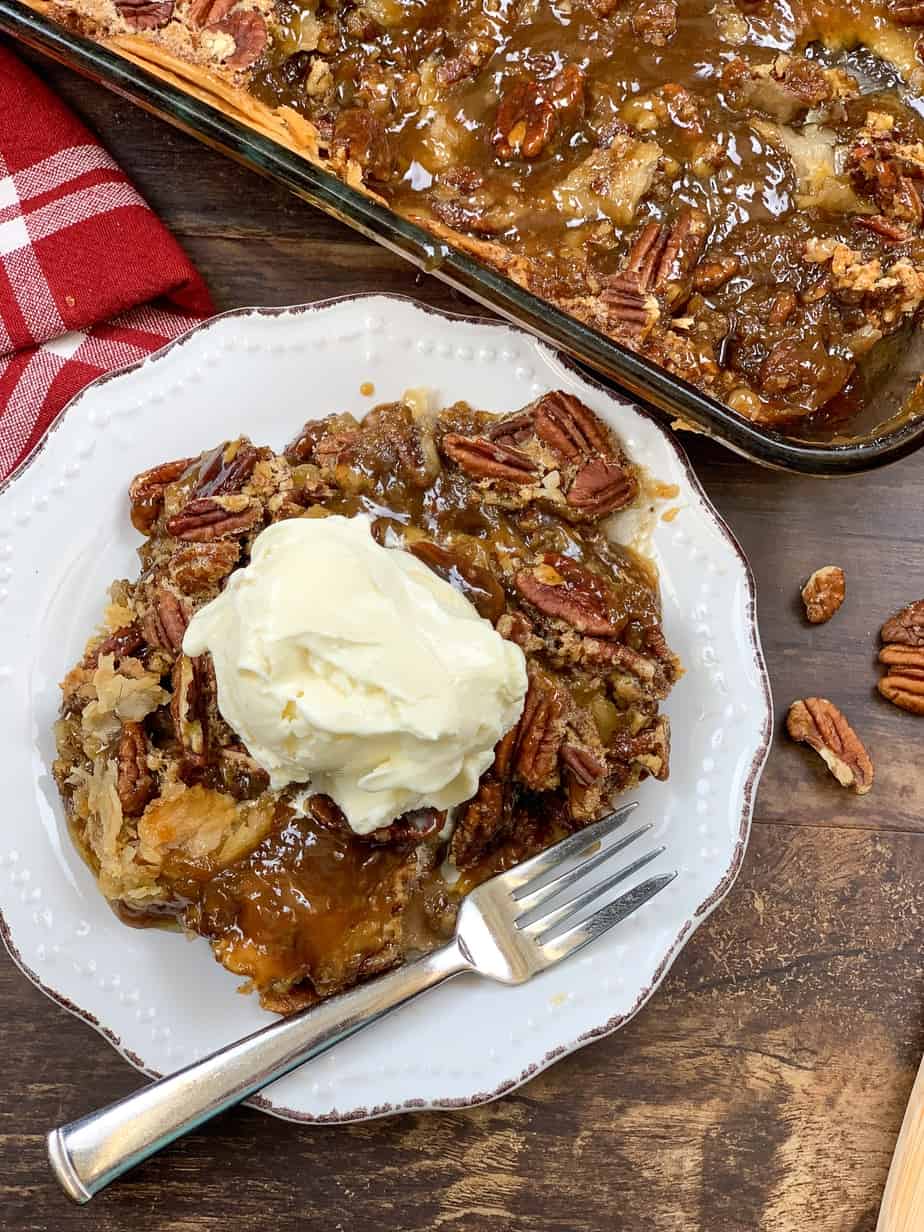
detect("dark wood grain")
[4,44,924,1232]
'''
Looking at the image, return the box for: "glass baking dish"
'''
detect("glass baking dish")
[5,0,924,476]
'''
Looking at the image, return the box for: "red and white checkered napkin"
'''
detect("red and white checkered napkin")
[0,46,214,482]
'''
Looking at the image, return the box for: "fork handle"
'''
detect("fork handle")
[47,940,470,1202]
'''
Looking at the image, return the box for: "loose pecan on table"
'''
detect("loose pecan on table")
[801,565,845,624]
[166,495,263,541]
[786,697,873,794]
[129,456,195,535]
[877,600,924,714]
[116,721,156,816]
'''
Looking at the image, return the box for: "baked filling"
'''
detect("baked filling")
[30,0,924,430]
[52,392,680,1012]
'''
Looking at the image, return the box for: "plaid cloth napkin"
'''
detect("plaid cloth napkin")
[0,45,214,482]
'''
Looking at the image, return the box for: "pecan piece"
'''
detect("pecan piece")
[171,655,208,755]
[514,674,568,789]
[609,716,671,786]
[166,540,240,595]
[881,600,924,646]
[166,495,262,541]
[450,779,507,868]
[115,0,173,28]
[142,586,188,654]
[567,458,638,516]
[890,1,924,23]
[186,0,234,24]
[532,391,611,460]
[786,698,873,794]
[878,645,924,714]
[214,9,268,69]
[129,456,195,535]
[606,208,707,308]
[492,64,585,160]
[193,440,264,498]
[801,566,845,624]
[409,541,506,623]
[440,434,539,483]
[631,0,677,45]
[116,721,156,816]
[85,622,145,668]
[515,554,626,638]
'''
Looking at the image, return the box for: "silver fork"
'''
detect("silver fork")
[47,801,674,1202]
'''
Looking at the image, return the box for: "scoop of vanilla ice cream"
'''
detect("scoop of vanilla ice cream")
[182,515,528,834]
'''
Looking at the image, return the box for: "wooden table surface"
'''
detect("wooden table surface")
[5,46,924,1232]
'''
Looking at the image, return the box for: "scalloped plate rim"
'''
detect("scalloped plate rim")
[0,293,773,1123]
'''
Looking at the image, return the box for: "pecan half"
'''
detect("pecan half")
[786,698,873,794]
[166,495,262,541]
[531,391,611,461]
[193,441,263,498]
[166,540,240,595]
[605,208,707,308]
[129,456,194,534]
[116,721,156,816]
[492,64,585,160]
[801,566,845,624]
[142,586,188,654]
[881,600,924,646]
[514,674,568,789]
[440,434,539,483]
[878,645,924,714]
[85,622,145,668]
[515,554,626,638]
[567,457,638,516]
[115,0,174,28]
[186,0,234,24]
[214,9,268,69]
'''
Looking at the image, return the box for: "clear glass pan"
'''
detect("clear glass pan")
[5,0,924,475]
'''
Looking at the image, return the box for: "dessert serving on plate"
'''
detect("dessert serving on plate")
[21,0,924,432]
[52,389,681,1014]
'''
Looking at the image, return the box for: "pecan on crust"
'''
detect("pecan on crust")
[786,698,873,794]
[141,586,188,654]
[171,654,208,755]
[449,778,507,868]
[801,566,845,624]
[889,1,924,23]
[514,554,627,638]
[115,0,173,28]
[186,0,235,24]
[166,541,240,595]
[492,64,585,160]
[878,645,924,714]
[214,9,268,69]
[166,495,263,541]
[440,434,539,483]
[192,440,265,498]
[529,391,611,460]
[604,208,708,313]
[85,622,145,668]
[128,456,194,534]
[116,721,156,816]
[567,457,638,516]
[513,673,569,790]
[880,599,924,646]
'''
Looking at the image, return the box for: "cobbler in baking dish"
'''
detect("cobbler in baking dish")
[29,0,924,429]
[52,392,680,1013]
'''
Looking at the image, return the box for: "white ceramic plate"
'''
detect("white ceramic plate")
[0,295,771,1122]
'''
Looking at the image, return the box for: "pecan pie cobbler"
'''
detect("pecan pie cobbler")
[53,392,680,1012]
[27,0,924,429]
